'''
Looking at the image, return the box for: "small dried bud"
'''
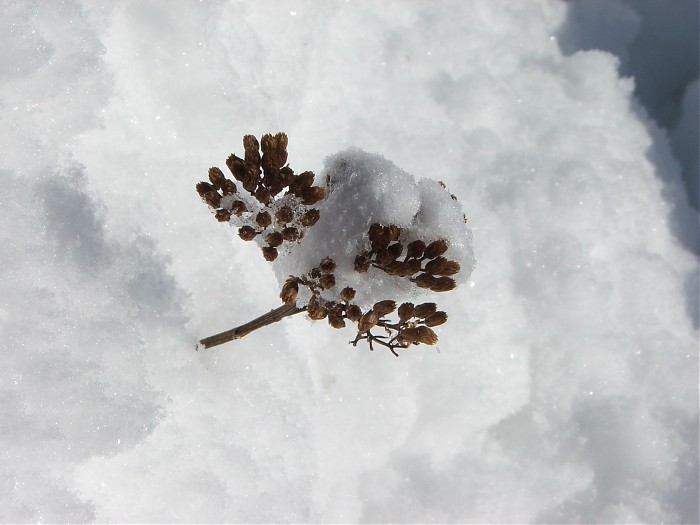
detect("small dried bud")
[243,134,262,169]
[276,206,294,224]
[398,326,438,345]
[328,314,346,329]
[266,232,284,248]
[289,171,315,194]
[221,179,237,195]
[406,240,426,259]
[196,182,222,208]
[309,267,321,279]
[340,287,356,302]
[398,302,415,322]
[262,246,278,261]
[381,260,405,276]
[413,273,437,288]
[424,311,448,327]
[438,260,461,276]
[414,302,437,318]
[403,258,422,276]
[231,200,247,216]
[424,257,448,275]
[307,297,328,320]
[346,304,362,321]
[282,227,299,241]
[371,227,391,250]
[280,278,299,305]
[238,226,257,241]
[215,209,231,222]
[354,253,371,273]
[319,273,336,290]
[430,276,457,292]
[256,211,272,228]
[225,154,246,182]
[388,225,401,241]
[208,167,227,189]
[279,166,295,187]
[254,187,272,204]
[196,181,216,196]
[300,209,320,227]
[373,300,396,317]
[368,223,383,242]
[300,186,326,205]
[319,257,336,273]
[424,239,449,259]
[358,310,380,332]
[388,242,403,259]
[260,132,288,170]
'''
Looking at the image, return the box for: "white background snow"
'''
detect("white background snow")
[1,0,698,523]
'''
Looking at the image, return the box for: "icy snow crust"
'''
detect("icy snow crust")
[273,148,475,308]
[1,0,698,523]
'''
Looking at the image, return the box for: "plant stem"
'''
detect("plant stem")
[199,303,305,349]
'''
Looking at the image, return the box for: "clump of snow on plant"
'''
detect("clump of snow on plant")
[272,148,475,308]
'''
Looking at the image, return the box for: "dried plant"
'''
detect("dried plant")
[197,133,464,356]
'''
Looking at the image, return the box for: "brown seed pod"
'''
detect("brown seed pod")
[368,223,383,242]
[231,200,247,216]
[398,326,438,345]
[388,242,403,259]
[266,232,284,248]
[307,296,327,320]
[346,304,362,321]
[414,302,437,318]
[319,257,336,273]
[438,260,461,276]
[238,226,257,241]
[388,225,401,241]
[289,171,315,194]
[260,132,288,171]
[354,253,371,273]
[225,154,246,182]
[282,227,299,241]
[340,287,356,302]
[398,302,415,322]
[430,276,457,292]
[262,246,278,261]
[254,187,272,205]
[275,206,294,224]
[412,273,437,288]
[279,166,295,188]
[328,313,346,329]
[424,311,448,327]
[403,258,422,276]
[243,134,261,171]
[256,211,272,228]
[373,300,396,317]
[196,181,216,196]
[358,310,380,332]
[381,260,405,276]
[221,178,237,195]
[208,167,227,190]
[424,257,448,275]
[215,209,231,222]
[300,209,320,227]
[280,278,299,305]
[424,239,449,259]
[300,186,326,205]
[319,273,336,290]
[405,240,426,259]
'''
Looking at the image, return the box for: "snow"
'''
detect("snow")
[1,0,698,523]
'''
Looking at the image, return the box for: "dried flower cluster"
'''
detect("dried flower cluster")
[196,132,325,262]
[196,133,466,355]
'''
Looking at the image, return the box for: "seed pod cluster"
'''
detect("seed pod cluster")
[196,133,326,262]
[354,223,460,293]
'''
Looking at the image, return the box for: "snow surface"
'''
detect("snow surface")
[1,0,698,523]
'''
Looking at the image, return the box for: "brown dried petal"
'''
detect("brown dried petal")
[280,279,299,305]
[276,206,294,224]
[262,246,278,261]
[215,209,231,222]
[282,227,299,241]
[430,277,457,292]
[406,240,426,259]
[358,310,380,332]
[424,257,448,275]
[424,311,448,327]
[266,232,284,248]
[238,226,257,241]
[319,273,336,289]
[398,302,415,322]
[256,211,272,228]
[319,257,336,273]
[300,186,326,205]
[300,209,320,227]
[373,300,396,317]
[413,273,437,288]
[346,304,362,322]
[414,302,437,318]
[424,239,449,259]
[340,287,356,302]
[438,260,461,276]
